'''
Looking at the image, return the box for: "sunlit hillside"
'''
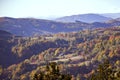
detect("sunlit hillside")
[0,26,120,80]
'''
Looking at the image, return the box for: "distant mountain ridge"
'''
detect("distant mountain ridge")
[101,13,120,19]
[55,13,112,23]
[0,30,12,36]
[0,17,120,36]
[0,17,86,36]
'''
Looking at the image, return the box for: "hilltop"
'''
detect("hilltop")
[1,17,120,36]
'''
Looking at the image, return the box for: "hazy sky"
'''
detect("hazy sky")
[0,0,120,18]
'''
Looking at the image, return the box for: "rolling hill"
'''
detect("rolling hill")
[0,17,86,36]
[101,13,120,19]
[55,13,112,23]
[1,17,120,37]
[0,27,120,80]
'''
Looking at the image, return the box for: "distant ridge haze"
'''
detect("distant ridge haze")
[101,13,120,19]
[55,13,120,23]
[1,16,120,36]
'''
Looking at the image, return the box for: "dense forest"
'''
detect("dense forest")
[0,27,120,80]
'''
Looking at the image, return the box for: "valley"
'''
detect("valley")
[0,0,120,79]
[0,25,120,80]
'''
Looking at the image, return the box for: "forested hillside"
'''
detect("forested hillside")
[0,27,120,80]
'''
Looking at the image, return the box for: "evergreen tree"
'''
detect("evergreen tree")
[89,60,120,80]
[32,62,72,80]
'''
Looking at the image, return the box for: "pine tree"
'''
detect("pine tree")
[32,62,72,80]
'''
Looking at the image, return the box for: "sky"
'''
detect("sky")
[0,0,120,19]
